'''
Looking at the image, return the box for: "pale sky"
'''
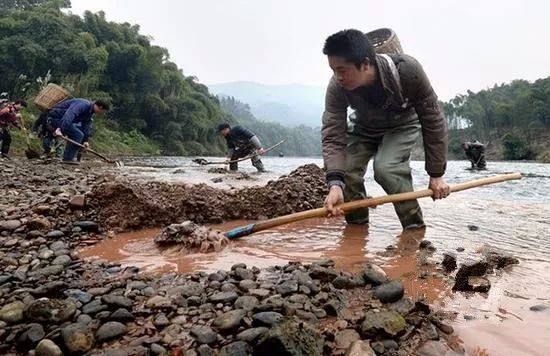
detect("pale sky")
[69,0,550,100]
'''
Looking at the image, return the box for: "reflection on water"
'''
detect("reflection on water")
[80,158,550,355]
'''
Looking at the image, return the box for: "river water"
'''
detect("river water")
[79,157,550,356]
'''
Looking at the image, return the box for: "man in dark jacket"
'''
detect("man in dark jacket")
[321,29,450,229]
[218,123,266,172]
[0,99,27,159]
[48,98,109,163]
[462,140,486,170]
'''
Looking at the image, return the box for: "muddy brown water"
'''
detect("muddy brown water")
[80,157,550,356]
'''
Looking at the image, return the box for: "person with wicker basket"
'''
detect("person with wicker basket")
[321,29,449,230]
[0,99,28,159]
[47,98,110,164]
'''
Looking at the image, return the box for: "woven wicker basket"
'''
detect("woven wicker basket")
[34,83,72,111]
[366,28,403,54]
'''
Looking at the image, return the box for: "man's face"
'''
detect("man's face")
[220,128,230,137]
[328,56,370,91]
[93,105,107,115]
[13,103,23,111]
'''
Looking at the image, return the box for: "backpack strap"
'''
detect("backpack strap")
[378,53,408,108]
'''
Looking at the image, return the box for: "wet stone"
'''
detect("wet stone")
[96,321,127,342]
[77,314,93,325]
[374,280,405,303]
[453,259,490,292]
[388,297,415,315]
[153,313,170,328]
[146,295,172,308]
[61,323,95,353]
[197,344,216,356]
[49,241,68,251]
[208,272,225,282]
[233,267,255,281]
[249,288,271,299]
[362,263,388,286]
[66,289,93,304]
[441,252,457,273]
[51,254,71,266]
[255,318,323,356]
[252,311,283,326]
[361,310,407,337]
[26,298,77,323]
[212,309,246,331]
[150,343,167,355]
[0,220,22,231]
[335,329,360,349]
[234,295,259,311]
[18,323,45,344]
[219,341,252,356]
[28,265,64,278]
[181,281,204,297]
[238,279,256,292]
[46,230,64,239]
[236,327,269,343]
[210,291,238,304]
[529,304,548,312]
[102,294,133,309]
[82,300,108,314]
[345,340,376,356]
[35,339,63,356]
[0,301,25,324]
[191,326,218,345]
[110,308,135,322]
[276,279,299,295]
[73,220,99,232]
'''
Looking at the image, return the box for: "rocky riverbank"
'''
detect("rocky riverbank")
[1,159,468,355]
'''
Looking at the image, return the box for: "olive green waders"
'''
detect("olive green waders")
[344,121,424,228]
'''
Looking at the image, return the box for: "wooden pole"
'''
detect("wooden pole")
[224,172,522,239]
[202,140,286,165]
[58,135,120,165]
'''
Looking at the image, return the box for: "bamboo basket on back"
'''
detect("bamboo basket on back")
[34,83,72,112]
[366,28,403,54]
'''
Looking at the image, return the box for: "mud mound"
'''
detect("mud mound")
[91,164,327,231]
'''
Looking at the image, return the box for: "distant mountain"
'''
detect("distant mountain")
[208,81,325,127]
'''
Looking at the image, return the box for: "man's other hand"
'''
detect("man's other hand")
[429,176,450,200]
[324,185,344,217]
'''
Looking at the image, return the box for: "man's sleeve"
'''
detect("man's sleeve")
[400,55,448,177]
[82,120,92,142]
[60,101,87,132]
[249,135,262,149]
[321,76,348,185]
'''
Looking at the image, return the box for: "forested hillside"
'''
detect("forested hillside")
[443,78,550,161]
[1,0,321,156]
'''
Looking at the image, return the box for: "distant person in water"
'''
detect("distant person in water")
[218,123,266,172]
[462,140,486,170]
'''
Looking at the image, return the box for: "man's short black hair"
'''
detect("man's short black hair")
[94,100,110,111]
[217,123,230,131]
[14,99,27,107]
[323,29,376,68]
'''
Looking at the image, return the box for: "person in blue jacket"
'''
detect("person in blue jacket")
[47,98,110,163]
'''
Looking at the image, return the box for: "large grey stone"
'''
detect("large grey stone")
[212,309,246,331]
[255,318,323,356]
[0,301,25,324]
[96,321,127,342]
[61,323,95,353]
